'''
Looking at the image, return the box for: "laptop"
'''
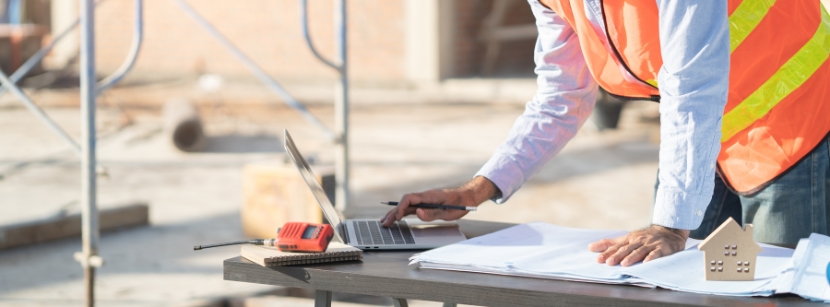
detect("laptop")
[283,130,468,250]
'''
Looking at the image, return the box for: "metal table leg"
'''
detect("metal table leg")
[393,298,409,307]
[314,290,332,307]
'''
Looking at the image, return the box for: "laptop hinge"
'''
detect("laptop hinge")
[339,223,350,244]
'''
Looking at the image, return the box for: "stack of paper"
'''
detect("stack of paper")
[410,222,829,300]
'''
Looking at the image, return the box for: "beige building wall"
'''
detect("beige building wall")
[89,0,407,85]
[48,0,539,85]
[50,1,830,85]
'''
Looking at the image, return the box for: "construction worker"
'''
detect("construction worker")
[382,0,830,266]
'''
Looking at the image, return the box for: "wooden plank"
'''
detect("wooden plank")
[0,202,149,249]
[224,220,821,307]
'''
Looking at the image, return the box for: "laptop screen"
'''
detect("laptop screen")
[283,130,345,242]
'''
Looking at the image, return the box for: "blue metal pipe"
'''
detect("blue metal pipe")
[97,0,143,93]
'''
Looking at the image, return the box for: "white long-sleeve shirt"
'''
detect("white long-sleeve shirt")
[475,0,730,230]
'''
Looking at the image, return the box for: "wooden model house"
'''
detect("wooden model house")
[697,217,762,281]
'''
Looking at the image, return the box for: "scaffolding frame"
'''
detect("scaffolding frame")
[172,0,349,212]
[0,1,349,305]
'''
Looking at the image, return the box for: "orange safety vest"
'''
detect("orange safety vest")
[540,0,830,194]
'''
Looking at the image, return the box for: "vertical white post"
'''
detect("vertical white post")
[404,0,455,83]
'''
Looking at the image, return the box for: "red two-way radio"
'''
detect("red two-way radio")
[275,222,334,252]
[193,222,334,253]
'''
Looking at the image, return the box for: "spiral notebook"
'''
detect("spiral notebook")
[241,242,363,267]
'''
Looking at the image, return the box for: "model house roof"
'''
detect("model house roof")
[698,217,762,254]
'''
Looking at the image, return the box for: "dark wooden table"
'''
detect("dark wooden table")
[224,220,818,307]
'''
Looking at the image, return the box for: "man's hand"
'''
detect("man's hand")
[588,225,689,266]
[380,176,498,227]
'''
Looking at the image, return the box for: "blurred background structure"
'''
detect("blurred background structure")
[4,0,801,306]
[89,1,536,84]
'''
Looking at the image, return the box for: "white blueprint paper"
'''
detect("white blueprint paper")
[787,233,830,302]
[411,223,628,279]
[617,241,791,295]
[768,238,808,293]
[411,222,795,297]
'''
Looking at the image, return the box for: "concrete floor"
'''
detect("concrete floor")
[0,79,660,306]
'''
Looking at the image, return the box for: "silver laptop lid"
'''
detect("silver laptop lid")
[283,130,345,243]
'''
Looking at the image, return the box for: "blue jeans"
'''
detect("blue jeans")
[656,135,830,246]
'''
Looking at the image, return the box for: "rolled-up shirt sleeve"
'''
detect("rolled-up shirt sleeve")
[652,0,729,230]
[475,0,598,203]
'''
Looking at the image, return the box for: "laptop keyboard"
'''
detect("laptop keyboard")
[353,220,416,245]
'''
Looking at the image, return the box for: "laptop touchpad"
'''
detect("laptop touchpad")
[410,224,462,237]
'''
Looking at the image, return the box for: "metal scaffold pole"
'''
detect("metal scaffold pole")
[175,0,348,210]
[300,0,349,212]
[173,0,334,140]
[79,0,100,305]
[333,0,349,212]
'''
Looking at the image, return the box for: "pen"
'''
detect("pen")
[381,201,477,211]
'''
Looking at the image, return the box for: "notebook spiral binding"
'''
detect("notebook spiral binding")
[264,250,363,267]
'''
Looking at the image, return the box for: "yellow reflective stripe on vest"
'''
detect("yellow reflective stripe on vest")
[729,0,776,52]
[722,8,830,142]
[648,0,776,89]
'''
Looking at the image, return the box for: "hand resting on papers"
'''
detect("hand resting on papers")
[380,176,498,227]
[588,225,690,266]
[382,176,689,266]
